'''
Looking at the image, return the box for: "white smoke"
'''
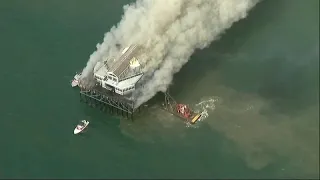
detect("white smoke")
[79,0,260,107]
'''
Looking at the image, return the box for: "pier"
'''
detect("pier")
[79,86,142,120]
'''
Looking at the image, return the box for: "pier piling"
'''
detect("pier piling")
[79,88,139,120]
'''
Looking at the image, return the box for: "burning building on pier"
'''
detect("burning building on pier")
[75,45,146,119]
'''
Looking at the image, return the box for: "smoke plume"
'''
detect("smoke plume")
[79,0,260,107]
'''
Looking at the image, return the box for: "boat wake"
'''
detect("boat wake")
[186,96,221,127]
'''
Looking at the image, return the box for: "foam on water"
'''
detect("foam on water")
[185,96,221,128]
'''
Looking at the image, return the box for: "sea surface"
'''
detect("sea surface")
[0,0,319,179]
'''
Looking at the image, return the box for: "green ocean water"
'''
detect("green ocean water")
[0,0,318,179]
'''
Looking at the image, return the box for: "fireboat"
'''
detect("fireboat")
[162,92,202,124]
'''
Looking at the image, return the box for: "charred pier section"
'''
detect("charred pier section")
[79,87,142,120]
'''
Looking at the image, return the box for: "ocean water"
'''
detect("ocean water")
[0,0,318,178]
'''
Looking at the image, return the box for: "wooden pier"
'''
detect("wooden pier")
[79,86,142,120]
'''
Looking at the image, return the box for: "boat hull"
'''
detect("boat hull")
[71,80,78,87]
[71,73,81,87]
[73,122,89,134]
[161,106,202,124]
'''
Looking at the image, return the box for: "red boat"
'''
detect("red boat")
[175,103,201,124]
[176,104,191,118]
[162,92,202,124]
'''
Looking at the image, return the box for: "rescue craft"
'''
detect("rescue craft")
[162,92,202,124]
[74,120,89,134]
[71,73,81,87]
[175,103,202,124]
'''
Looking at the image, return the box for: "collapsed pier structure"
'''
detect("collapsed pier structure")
[76,45,145,120]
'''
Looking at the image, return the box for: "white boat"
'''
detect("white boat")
[71,73,81,87]
[73,120,89,134]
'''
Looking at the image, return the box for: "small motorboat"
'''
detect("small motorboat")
[71,73,81,87]
[74,120,89,134]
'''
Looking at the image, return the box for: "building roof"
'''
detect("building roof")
[114,74,143,89]
[110,45,139,77]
